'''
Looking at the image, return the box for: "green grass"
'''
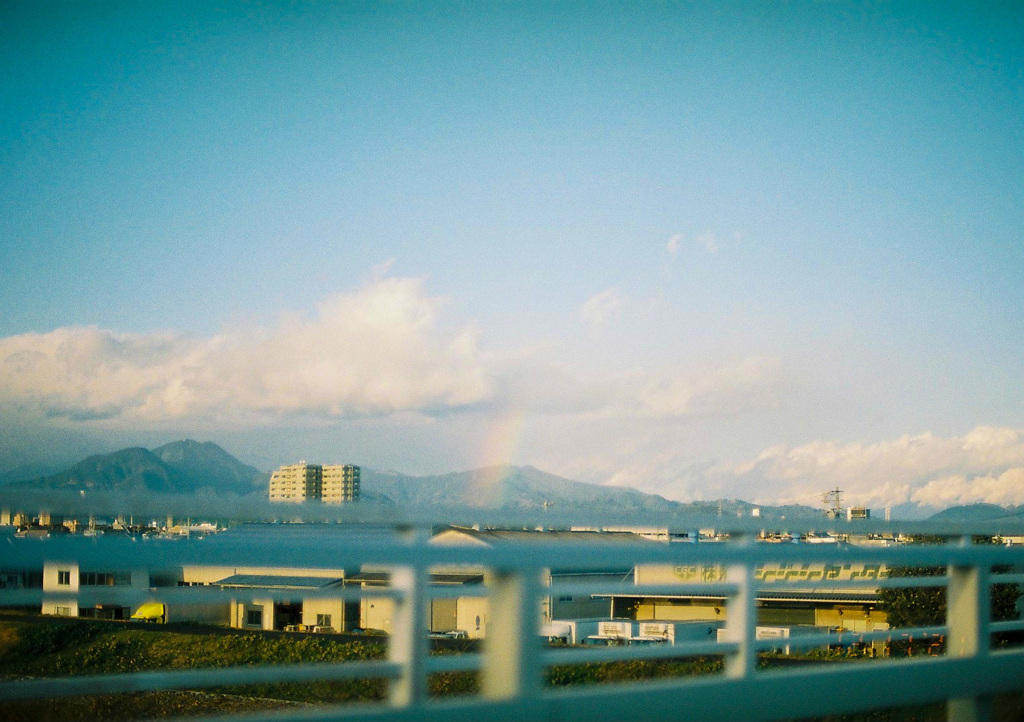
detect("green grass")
[546,655,723,687]
[0,615,390,719]
[2,617,386,675]
[0,615,725,719]
[0,615,1020,722]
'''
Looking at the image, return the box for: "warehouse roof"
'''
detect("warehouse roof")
[215,574,345,589]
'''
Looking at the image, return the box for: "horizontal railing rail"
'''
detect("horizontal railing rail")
[0,660,404,701]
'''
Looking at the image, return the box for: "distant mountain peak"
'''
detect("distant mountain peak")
[928,503,1015,522]
[153,439,233,459]
[11,440,268,497]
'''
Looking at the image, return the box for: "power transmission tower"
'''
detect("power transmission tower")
[822,488,844,519]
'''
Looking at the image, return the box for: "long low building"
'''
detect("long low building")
[25,526,934,645]
[31,525,644,636]
[601,561,889,640]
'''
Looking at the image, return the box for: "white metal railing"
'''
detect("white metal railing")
[1,508,1023,722]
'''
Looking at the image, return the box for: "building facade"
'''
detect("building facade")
[41,561,151,620]
[322,464,360,503]
[269,463,359,503]
[599,561,891,651]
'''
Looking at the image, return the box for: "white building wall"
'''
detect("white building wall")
[231,598,275,630]
[302,598,345,632]
[362,595,395,634]
[41,561,79,617]
[41,561,150,619]
[456,596,489,639]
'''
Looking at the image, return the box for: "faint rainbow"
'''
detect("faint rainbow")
[470,409,528,506]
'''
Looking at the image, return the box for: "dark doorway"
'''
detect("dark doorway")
[274,602,302,630]
[80,606,127,620]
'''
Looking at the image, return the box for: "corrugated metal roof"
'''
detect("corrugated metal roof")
[215,574,345,589]
[757,590,878,603]
[597,589,879,604]
[344,572,484,585]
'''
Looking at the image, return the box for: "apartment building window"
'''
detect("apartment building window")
[246,607,263,626]
[316,614,332,628]
[80,572,131,586]
[57,570,71,586]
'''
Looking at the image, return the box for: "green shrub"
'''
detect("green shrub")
[15,620,106,657]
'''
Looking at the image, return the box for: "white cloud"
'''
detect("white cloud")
[666,230,735,260]
[666,231,722,257]
[665,233,683,257]
[633,357,783,419]
[0,277,493,424]
[909,469,1024,508]
[369,258,396,281]
[490,352,785,423]
[713,426,1024,509]
[695,232,719,253]
[579,288,626,329]
[0,265,788,441]
[536,425,1024,511]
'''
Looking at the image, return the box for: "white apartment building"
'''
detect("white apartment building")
[269,463,359,503]
[322,464,360,503]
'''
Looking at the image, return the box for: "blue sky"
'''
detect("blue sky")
[2,2,1022,512]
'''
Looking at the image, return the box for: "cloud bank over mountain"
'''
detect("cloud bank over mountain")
[707,426,1024,510]
[1,277,1021,513]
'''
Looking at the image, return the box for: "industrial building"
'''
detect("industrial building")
[599,560,890,651]
[30,525,641,636]
[28,526,918,648]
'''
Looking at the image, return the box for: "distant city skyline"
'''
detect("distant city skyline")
[1,3,1022,512]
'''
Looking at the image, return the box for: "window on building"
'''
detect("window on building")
[80,572,131,586]
[246,608,263,626]
[316,614,332,628]
[55,606,71,616]
[57,570,71,586]
[557,595,574,603]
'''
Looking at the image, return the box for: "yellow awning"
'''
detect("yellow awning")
[130,603,165,621]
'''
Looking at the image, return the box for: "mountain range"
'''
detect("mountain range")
[927,503,1022,523]
[361,465,834,521]
[5,440,267,497]
[3,440,1019,523]
[2,439,817,519]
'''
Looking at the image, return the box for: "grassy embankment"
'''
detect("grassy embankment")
[0,614,719,721]
[2,615,1020,722]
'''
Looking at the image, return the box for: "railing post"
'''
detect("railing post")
[481,568,542,700]
[946,553,992,722]
[723,539,757,680]
[388,564,429,707]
